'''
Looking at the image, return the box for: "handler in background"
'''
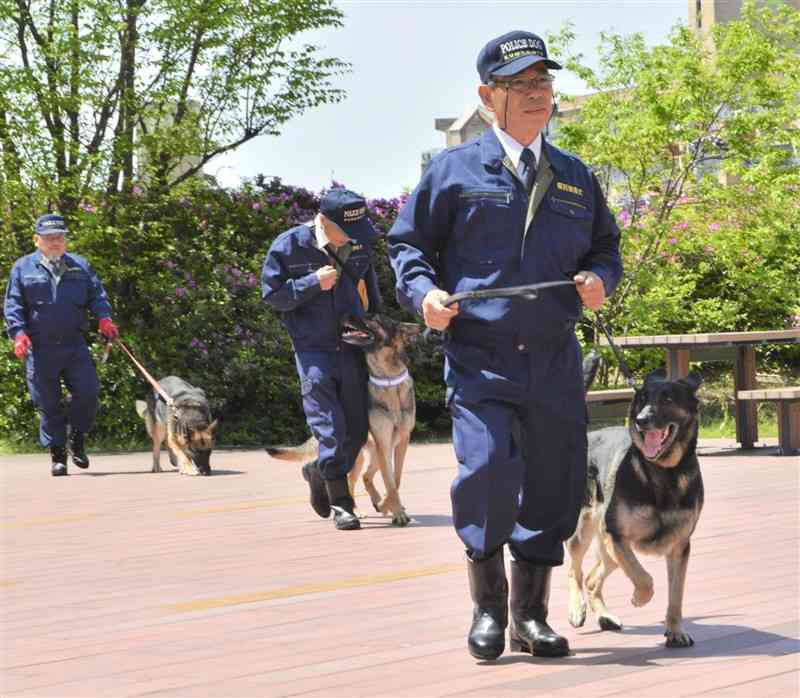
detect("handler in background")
[388,31,623,659]
[262,189,382,531]
[4,214,119,476]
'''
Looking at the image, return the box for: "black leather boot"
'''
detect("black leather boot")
[325,478,360,530]
[467,548,508,660]
[301,460,330,518]
[68,429,90,468]
[50,446,68,476]
[509,560,569,657]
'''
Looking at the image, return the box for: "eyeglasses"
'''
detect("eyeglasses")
[492,74,555,92]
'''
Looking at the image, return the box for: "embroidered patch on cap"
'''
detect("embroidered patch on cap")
[499,36,545,62]
[342,205,366,222]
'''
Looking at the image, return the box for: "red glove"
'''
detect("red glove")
[14,333,32,359]
[98,318,119,341]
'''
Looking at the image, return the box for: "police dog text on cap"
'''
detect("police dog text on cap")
[320,188,379,244]
[477,30,562,84]
[35,213,69,236]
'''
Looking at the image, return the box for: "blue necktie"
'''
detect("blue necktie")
[520,148,537,195]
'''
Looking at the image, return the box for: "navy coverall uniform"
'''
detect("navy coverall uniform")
[261,223,382,480]
[4,251,113,447]
[388,130,623,563]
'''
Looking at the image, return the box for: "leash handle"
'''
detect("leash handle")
[116,339,174,406]
[593,312,637,389]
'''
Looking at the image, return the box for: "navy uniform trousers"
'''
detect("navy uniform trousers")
[26,341,99,448]
[446,330,587,565]
[295,344,369,481]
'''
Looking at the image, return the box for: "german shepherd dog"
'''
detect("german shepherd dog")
[135,376,217,476]
[566,369,703,647]
[268,314,423,525]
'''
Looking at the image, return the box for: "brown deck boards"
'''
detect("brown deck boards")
[1,439,798,697]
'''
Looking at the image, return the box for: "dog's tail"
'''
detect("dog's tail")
[583,348,601,392]
[266,435,318,462]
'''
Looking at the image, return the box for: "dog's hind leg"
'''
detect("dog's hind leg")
[585,534,623,631]
[149,418,164,473]
[664,540,693,647]
[566,509,596,628]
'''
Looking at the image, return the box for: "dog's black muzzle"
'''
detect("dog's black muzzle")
[340,315,376,348]
[189,448,212,476]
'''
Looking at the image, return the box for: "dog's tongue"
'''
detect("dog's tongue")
[643,428,667,459]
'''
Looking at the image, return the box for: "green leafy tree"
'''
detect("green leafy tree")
[0,0,348,222]
[547,1,800,379]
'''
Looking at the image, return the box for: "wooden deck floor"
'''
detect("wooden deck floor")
[1,439,798,697]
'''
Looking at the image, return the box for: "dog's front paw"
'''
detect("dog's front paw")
[632,579,654,607]
[665,627,694,648]
[391,509,411,527]
[567,601,587,628]
[598,613,622,631]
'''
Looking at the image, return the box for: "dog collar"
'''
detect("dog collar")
[369,370,410,387]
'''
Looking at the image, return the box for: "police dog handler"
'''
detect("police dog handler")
[4,214,120,476]
[262,189,382,531]
[388,31,623,659]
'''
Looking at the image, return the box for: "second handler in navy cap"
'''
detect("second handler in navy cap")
[262,188,382,531]
[388,31,623,659]
[4,214,120,476]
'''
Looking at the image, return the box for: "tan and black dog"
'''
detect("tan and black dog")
[135,376,217,476]
[566,368,703,647]
[268,314,422,525]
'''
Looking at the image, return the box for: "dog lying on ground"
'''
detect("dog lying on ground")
[135,376,217,476]
[566,368,703,647]
[268,314,423,525]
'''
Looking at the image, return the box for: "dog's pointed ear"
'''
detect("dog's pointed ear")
[209,419,218,432]
[681,371,702,393]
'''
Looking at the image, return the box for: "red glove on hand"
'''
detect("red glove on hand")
[14,333,32,359]
[98,318,119,341]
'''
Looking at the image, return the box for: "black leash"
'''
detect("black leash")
[592,311,638,389]
[441,280,577,307]
[437,280,638,389]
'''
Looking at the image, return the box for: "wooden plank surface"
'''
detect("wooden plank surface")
[1,438,798,697]
[599,329,800,348]
[737,387,800,401]
[585,389,635,403]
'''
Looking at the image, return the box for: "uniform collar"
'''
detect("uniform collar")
[479,127,566,175]
[491,123,542,172]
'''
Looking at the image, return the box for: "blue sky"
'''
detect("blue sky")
[210,1,688,199]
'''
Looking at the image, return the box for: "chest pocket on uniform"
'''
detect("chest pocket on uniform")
[546,194,592,220]
[455,188,517,265]
[22,274,51,304]
[347,252,370,278]
[543,194,593,264]
[60,268,89,305]
[287,262,321,279]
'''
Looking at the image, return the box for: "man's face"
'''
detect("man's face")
[478,64,554,145]
[320,215,352,248]
[34,233,67,259]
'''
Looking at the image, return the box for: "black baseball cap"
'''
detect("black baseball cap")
[319,188,379,244]
[477,30,562,84]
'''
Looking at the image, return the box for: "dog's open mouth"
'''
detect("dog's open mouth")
[340,317,375,346]
[637,423,677,460]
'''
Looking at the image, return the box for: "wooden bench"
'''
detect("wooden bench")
[586,388,635,425]
[736,387,800,456]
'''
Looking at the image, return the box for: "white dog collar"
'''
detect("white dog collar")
[369,370,410,388]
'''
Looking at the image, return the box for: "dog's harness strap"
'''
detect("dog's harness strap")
[369,369,410,387]
[116,340,175,406]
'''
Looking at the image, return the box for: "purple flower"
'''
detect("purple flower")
[164,260,177,269]
[132,185,144,197]
[252,202,262,211]
[79,202,97,213]
[708,222,721,231]
[668,237,679,245]
[175,287,187,297]
[190,338,201,348]
[618,210,631,227]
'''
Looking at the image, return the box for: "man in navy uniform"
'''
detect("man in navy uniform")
[262,188,382,531]
[388,31,623,659]
[4,214,120,476]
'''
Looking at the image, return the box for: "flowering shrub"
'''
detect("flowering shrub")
[0,178,447,449]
